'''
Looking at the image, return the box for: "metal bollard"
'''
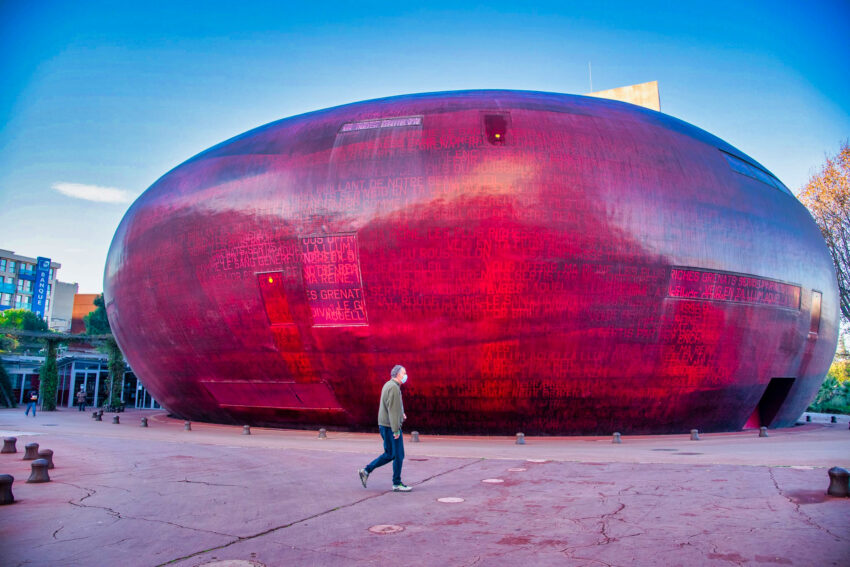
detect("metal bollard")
[112,415,120,425]
[1,437,17,454]
[690,429,700,441]
[806,415,811,422]
[184,421,192,431]
[759,426,768,438]
[92,411,98,419]
[516,432,525,445]
[411,431,420,442]
[37,449,54,470]
[831,415,837,423]
[0,474,13,504]
[95,412,102,421]
[612,432,622,444]
[23,443,40,460]
[140,417,148,428]
[827,466,849,497]
[27,459,50,483]
[242,425,251,435]
[318,428,327,439]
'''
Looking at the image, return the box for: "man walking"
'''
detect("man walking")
[24,389,38,417]
[76,385,87,411]
[359,364,412,492]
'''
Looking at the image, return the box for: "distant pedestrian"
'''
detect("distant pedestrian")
[76,386,87,412]
[25,389,38,417]
[359,365,412,492]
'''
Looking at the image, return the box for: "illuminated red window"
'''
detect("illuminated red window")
[484,113,509,145]
[257,272,293,325]
[810,291,822,335]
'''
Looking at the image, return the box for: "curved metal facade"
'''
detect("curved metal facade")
[104,90,838,434]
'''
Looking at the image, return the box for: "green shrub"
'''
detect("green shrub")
[39,340,59,411]
[808,373,850,414]
[0,364,15,407]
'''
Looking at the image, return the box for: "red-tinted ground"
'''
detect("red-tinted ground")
[0,408,848,566]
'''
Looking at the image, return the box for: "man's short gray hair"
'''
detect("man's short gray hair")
[391,364,405,378]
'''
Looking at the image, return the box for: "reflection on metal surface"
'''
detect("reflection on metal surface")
[104,90,839,435]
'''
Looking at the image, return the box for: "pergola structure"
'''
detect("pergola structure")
[0,328,116,410]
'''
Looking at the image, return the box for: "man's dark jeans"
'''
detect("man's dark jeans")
[365,425,404,485]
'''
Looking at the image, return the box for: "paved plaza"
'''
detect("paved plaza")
[0,408,848,566]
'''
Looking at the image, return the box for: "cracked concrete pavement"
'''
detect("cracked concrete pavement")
[0,408,848,566]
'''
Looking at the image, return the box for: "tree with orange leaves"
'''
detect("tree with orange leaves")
[798,142,850,321]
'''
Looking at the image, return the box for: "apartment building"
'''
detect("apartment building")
[0,249,62,324]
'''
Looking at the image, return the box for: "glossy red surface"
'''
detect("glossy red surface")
[104,90,839,434]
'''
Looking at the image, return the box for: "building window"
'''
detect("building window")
[49,268,55,280]
[17,280,32,293]
[15,295,31,308]
[0,259,5,272]
[810,291,822,335]
[721,150,792,196]
[483,113,510,146]
[45,299,50,312]
[0,294,10,306]
[7,261,15,272]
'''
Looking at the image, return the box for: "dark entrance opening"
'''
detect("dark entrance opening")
[755,377,796,427]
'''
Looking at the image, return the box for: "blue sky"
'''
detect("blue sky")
[1,1,848,292]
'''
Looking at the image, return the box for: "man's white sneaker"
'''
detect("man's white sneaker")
[393,483,412,492]
[358,468,369,488]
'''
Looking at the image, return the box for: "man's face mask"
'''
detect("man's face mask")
[401,372,408,384]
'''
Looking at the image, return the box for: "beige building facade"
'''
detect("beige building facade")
[587,80,661,111]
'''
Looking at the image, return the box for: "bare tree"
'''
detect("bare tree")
[798,142,850,321]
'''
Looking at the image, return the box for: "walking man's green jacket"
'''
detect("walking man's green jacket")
[377,379,404,434]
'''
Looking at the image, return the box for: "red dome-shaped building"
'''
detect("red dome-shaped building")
[104,90,838,434]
